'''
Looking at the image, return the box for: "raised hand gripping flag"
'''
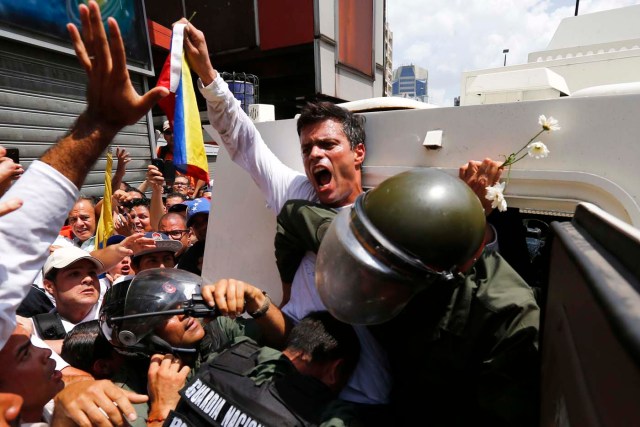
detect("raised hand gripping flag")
[156,24,209,182]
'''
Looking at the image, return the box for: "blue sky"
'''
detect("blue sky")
[387,0,640,106]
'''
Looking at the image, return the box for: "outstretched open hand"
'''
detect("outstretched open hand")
[67,1,168,133]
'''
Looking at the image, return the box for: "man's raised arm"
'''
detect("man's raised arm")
[0,0,167,349]
[42,1,167,187]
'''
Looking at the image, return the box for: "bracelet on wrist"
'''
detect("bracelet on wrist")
[249,291,271,319]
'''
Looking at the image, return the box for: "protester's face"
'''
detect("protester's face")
[68,200,96,242]
[130,205,151,233]
[164,130,174,146]
[189,214,209,242]
[44,259,100,313]
[159,217,189,251]
[108,255,133,278]
[154,314,205,348]
[137,251,175,271]
[172,178,189,196]
[300,119,365,208]
[165,196,185,211]
[0,326,63,419]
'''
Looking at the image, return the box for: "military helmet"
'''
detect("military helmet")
[99,268,203,355]
[316,169,486,325]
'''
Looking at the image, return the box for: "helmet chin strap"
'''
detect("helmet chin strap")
[148,334,197,355]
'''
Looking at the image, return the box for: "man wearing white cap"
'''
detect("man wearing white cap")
[30,247,104,353]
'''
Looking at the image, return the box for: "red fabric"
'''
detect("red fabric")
[59,225,74,239]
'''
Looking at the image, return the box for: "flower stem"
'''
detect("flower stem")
[505,164,513,186]
[500,129,545,167]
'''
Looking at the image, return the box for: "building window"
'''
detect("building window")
[338,0,373,77]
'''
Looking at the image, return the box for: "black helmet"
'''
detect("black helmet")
[316,169,486,325]
[99,268,204,355]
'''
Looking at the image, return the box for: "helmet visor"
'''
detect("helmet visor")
[120,268,202,346]
[316,208,424,325]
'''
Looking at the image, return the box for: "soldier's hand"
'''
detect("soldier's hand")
[202,279,266,319]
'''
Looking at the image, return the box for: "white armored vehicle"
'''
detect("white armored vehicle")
[203,6,640,426]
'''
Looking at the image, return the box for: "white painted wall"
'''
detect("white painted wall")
[461,52,640,105]
[202,93,640,302]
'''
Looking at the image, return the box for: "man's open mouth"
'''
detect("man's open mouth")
[314,167,332,188]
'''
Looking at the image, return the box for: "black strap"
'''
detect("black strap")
[207,339,261,375]
[32,312,66,340]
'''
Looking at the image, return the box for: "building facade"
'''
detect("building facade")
[391,64,428,102]
[146,0,387,119]
[460,5,640,106]
[0,0,388,196]
[383,21,393,96]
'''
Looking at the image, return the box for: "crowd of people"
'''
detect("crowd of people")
[0,2,540,426]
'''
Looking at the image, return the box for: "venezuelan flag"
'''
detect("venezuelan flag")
[157,24,209,182]
[95,148,114,250]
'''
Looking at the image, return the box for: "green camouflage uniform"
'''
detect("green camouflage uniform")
[112,315,358,426]
[275,199,540,426]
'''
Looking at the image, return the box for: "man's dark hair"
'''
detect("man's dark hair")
[286,311,360,377]
[159,211,187,227]
[75,195,97,207]
[44,268,59,282]
[165,192,186,201]
[296,101,366,150]
[61,320,114,376]
[128,188,147,199]
[123,197,151,210]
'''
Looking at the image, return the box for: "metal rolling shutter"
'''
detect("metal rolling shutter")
[0,37,153,197]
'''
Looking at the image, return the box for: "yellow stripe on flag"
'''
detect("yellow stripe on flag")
[95,149,114,250]
[181,56,208,177]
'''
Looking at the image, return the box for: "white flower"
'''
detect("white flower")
[485,182,508,212]
[538,115,560,131]
[527,141,550,159]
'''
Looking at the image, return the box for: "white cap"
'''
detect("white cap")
[43,246,104,277]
